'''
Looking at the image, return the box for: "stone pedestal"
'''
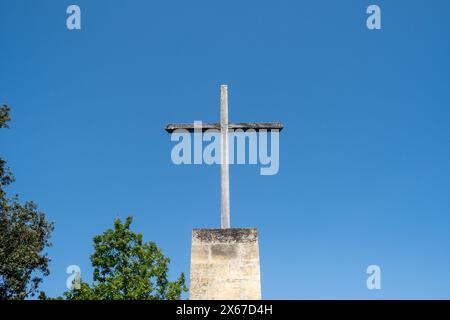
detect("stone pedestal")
[189,228,261,300]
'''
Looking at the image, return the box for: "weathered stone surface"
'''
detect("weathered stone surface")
[189,228,261,300]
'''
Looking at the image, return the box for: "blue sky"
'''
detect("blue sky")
[1,0,450,299]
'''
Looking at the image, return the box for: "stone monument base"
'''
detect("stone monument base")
[189,228,261,300]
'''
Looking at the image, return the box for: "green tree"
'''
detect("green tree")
[0,105,54,300]
[61,216,187,300]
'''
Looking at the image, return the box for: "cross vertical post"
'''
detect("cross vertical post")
[220,84,230,229]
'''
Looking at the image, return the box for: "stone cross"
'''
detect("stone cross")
[165,85,283,229]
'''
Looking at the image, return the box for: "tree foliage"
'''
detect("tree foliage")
[0,105,54,300]
[61,217,187,300]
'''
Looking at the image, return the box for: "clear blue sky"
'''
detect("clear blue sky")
[1,0,450,299]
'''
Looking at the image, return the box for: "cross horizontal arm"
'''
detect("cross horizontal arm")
[165,122,283,133]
